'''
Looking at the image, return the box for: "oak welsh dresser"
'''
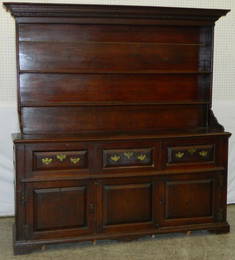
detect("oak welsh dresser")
[4,3,231,254]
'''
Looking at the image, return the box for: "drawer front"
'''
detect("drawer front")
[99,141,160,173]
[163,137,218,169]
[34,150,88,171]
[168,145,214,165]
[103,148,153,168]
[24,143,90,178]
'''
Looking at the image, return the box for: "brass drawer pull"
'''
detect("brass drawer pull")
[70,157,81,164]
[188,148,196,155]
[199,151,208,157]
[56,154,66,162]
[175,152,184,158]
[42,158,53,165]
[124,152,133,159]
[137,154,146,161]
[110,155,121,162]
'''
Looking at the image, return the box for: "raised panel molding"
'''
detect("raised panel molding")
[33,186,87,231]
[103,183,153,226]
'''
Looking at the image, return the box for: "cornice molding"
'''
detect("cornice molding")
[3,3,230,23]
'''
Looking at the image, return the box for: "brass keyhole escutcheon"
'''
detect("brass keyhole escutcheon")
[124,152,133,159]
[188,148,197,155]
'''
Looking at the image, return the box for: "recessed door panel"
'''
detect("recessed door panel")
[165,180,213,219]
[25,180,94,240]
[99,177,158,233]
[104,183,152,225]
[34,186,87,231]
[160,173,218,226]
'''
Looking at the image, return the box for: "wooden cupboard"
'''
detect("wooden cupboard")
[4,3,231,254]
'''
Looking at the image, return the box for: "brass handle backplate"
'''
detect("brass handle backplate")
[175,152,184,159]
[70,157,81,164]
[110,155,121,162]
[42,158,53,165]
[137,154,146,161]
[199,150,208,157]
[56,154,66,162]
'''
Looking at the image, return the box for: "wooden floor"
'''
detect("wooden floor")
[0,205,234,259]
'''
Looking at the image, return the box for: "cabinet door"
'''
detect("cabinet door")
[159,173,219,227]
[25,180,95,240]
[97,177,159,233]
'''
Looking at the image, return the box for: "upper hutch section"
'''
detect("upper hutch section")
[4,3,229,135]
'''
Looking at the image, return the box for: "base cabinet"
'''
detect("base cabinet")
[19,172,226,242]
[13,134,230,254]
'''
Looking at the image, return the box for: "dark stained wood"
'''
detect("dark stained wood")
[25,180,95,240]
[34,150,88,171]
[21,105,206,134]
[34,186,87,230]
[4,3,231,254]
[103,148,153,168]
[159,172,218,226]
[24,142,91,178]
[104,182,152,225]
[12,131,231,144]
[19,24,200,43]
[19,42,199,72]
[20,74,208,104]
[4,3,229,24]
[161,136,226,170]
[166,179,213,218]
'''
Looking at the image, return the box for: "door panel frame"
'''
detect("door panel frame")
[96,176,160,233]
[25,180,95,240]
[159,172,220,227]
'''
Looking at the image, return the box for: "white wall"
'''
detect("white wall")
[0,0,234,216]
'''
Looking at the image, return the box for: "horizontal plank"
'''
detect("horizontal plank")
[19,24,200,43]
[20,167,225,182]
[21,102,210,107]
[20,74,208,104]
[19,70,211,74]
[19,42,199,72]
[13,131,231,144]
[21,105,206,134]
[16,17,215,26]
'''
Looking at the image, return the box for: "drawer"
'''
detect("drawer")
[103,148,153,168]
[168,145,214,164]
[24,143,90,178]
[99,141,160,172]
[34,150,88,171]
[163,137,217,169]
